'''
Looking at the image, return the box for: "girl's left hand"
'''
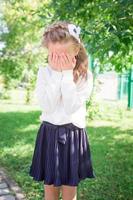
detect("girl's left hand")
[58,52,76,71]
[48,52,62,72]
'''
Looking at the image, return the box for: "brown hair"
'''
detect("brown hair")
[41,20,89,83]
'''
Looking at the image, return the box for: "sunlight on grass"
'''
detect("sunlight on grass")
[2,143,33,157]
[113,133,133,142]
[17,124,38,132]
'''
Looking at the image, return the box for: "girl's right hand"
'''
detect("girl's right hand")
[48,52,62,72]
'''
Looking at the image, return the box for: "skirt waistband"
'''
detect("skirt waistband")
[41,121,84,145]
[42,120,81,131]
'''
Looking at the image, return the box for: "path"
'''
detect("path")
[0,167,25,200]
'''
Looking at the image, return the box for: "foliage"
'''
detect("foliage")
[0,0,50,89]
[46,0,133,72]
[86,96,100,120]
[0,0,133,102]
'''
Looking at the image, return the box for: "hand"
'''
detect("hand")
[48,52,62,72]
[48,52,76,72]
[59,52,76,71]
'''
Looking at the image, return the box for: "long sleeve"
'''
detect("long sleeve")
[34,65,62,114]
[60,69,93,115]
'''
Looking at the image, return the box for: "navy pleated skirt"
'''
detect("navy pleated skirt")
[29,120,96,186]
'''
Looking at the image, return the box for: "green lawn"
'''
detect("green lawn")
[0,99,132,200]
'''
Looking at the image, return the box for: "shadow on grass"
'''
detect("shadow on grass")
[0,110,132,200]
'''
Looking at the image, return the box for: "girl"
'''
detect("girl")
[29,21,96,200]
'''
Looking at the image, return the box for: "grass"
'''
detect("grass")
[0,99,133,200]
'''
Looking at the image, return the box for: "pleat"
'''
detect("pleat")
[29,121,96,186]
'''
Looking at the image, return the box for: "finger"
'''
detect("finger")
[49,52,56,69]
[56,54,61,70]
[58,55,64,70]
[48,52,52,64]
[61,53,69,65]
[63,53,71,63]
[57,54,61,68]
[52,53,55,66]
[66,53,73,63]
[49,51,53,61]
[54,53,58,66]
[52,52,57,64]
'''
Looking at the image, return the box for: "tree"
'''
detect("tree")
[0,0,50,102]
[41,0,133,72]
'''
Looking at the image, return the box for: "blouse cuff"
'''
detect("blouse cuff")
[62,69,74,81]
[48,65,62,80]
[51,68,62,79]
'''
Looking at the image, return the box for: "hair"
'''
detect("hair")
[41,20,89,83]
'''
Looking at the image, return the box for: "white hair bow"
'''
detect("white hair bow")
[68,24,81,43]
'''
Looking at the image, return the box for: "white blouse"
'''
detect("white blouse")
[34,64,93,128]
